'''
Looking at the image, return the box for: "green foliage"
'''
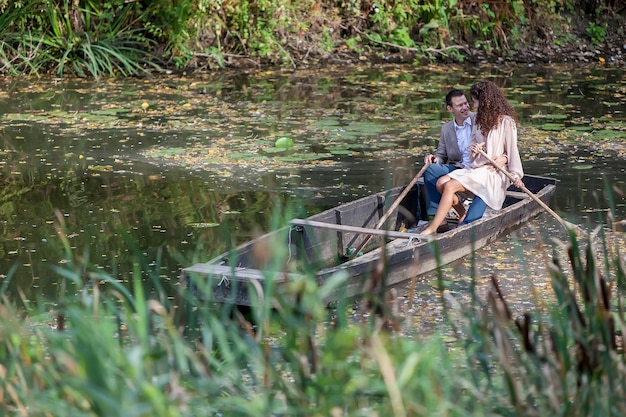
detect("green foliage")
[195,0,316,64]
[2,192,626,415]
[1,0,161,78]
[586,21,607,45]
[0,0,623,76]
[522,0,576,46]
[345,35,362,52]
[321,26,335,52]
[0,1,42,75]
[389,27,415,48]
[139,0,195,68]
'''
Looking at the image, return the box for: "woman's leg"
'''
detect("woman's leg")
[422,179,466,235]
[435,174,453,194]
[438,175,467,224]
[438,175,468,224]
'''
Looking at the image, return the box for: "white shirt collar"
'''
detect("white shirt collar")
[454,116,472,130]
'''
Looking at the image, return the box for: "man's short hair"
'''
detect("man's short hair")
[446,89,465,107]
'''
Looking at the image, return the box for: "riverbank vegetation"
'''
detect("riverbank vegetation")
[1,0,625,78]
[1,208,625,415]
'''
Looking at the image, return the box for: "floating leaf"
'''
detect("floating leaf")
[275,137,294,148]
[263,147,289,154]
[326,147,354,155]
[89,165,113,172]
[146,148,188,157]
[229,152,260,160]
[540,123,565,131]
[543,114,569,120]
[567,126,594,131]
[589,130,626,140]
[187,222,220,228]
[313,119,342,130]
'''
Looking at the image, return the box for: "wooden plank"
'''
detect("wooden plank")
[290,218,429,240]
[506,191,530,200]
[293,210,338,263]
[336,196,383,249]
[335,209,345,256]
[183,263,301,282]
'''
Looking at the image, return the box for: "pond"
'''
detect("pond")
[0,62,624,311]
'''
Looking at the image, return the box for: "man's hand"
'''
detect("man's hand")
[424,155,437,165]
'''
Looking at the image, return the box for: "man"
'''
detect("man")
[422,89,486,226]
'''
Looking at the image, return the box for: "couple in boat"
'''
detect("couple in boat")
[419,80,524,235]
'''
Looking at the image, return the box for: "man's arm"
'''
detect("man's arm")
[436,121,458,164]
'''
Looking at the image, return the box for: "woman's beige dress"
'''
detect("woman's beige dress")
[448,115,524,210]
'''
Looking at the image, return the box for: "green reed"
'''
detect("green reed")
[456,224,626,416]
[1,204,625,416]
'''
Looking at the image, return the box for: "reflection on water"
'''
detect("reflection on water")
[0,63,624,304]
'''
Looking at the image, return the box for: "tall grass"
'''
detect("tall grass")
[1,208,625,415]
[0,0,160,78]
[454,224,626,416]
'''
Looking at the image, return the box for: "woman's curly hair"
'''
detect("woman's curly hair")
[470,81,518,136]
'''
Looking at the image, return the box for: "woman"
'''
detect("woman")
[421,81,524,235]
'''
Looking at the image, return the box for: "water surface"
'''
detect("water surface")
[0,63,624,305]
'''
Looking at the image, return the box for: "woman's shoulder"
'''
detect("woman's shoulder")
[500,115,515,123]
[499,115,517,128]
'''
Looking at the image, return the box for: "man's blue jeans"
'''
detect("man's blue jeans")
[423,163,487,225]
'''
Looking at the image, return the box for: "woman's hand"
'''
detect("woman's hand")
[470,143,484,157]
[510,175,523,188]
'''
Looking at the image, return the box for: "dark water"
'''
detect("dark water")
[0,63,624,303]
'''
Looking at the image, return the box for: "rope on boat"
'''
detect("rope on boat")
[407,235,422,246]
[218,275,230,287]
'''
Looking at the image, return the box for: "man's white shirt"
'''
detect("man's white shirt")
[455,116,473,167]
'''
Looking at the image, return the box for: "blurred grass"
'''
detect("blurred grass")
[0,206,625,416]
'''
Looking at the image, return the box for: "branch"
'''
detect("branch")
[352,26,468,56]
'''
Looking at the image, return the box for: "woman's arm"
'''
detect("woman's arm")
[502,117,524,187]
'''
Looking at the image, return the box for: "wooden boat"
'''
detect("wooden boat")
[181,175,557,306]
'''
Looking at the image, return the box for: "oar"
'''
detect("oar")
[476,148,584,235]
[349,163,429,258]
